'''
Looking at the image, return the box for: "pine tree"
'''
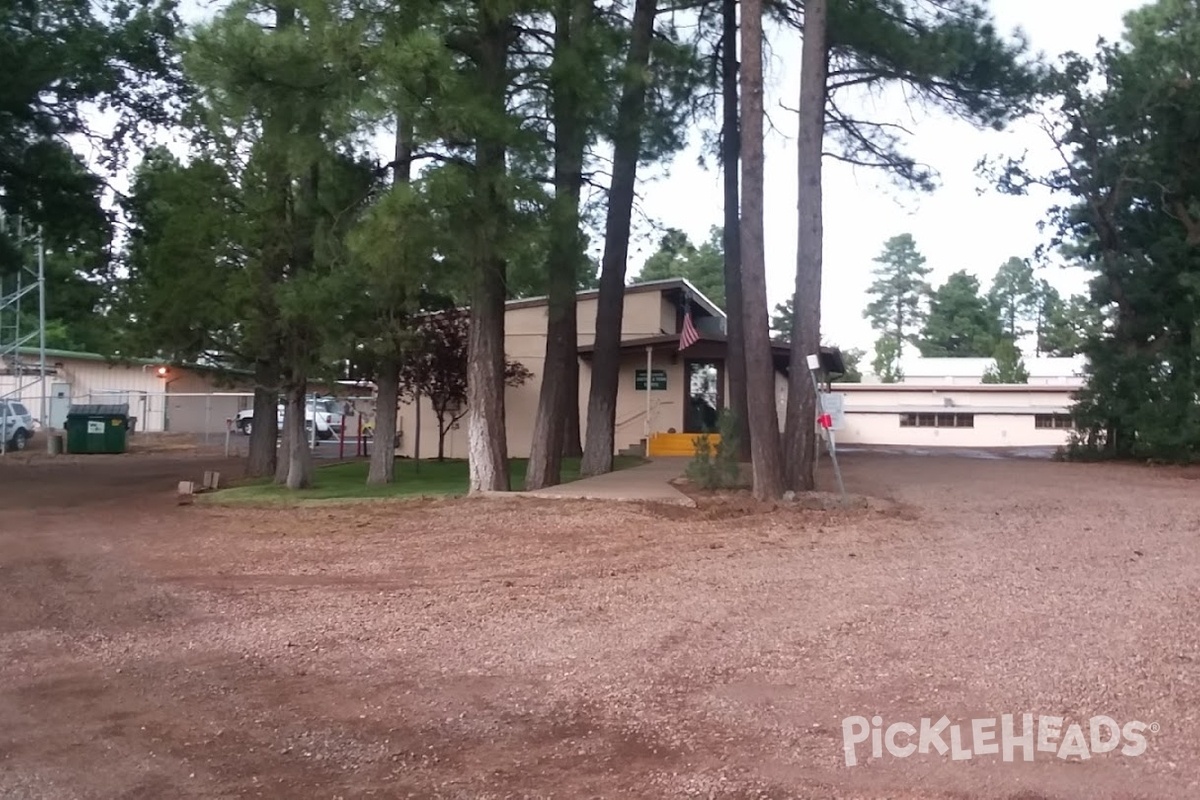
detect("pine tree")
[739,0,785,500]
[918,271,1002,357]
[982,339,1030,384]
[863,234,932,367]
[983,0,1200,459]
[988,256,1038,340]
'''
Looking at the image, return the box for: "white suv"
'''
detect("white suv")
[1,400,35,451]
[235,396,343,440]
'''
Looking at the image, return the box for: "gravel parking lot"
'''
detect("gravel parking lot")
[1,450,1197,798]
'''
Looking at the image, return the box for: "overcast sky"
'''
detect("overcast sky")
[630,0,1145,353]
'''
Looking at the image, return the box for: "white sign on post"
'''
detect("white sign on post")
[819,392,847,431]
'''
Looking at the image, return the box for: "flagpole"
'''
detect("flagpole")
[645,345,652,442]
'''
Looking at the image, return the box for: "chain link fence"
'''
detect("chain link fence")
[1,389,380,459]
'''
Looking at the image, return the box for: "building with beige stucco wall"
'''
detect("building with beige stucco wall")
[393,280,1087,460]
[396,278,764,460]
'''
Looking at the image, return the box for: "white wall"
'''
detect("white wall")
[836,412,1074,448]
[826,384,1082,448]
[2,359,243,433]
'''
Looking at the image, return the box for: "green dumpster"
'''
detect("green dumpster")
[65,404,131,454]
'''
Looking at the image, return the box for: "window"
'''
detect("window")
[12,403,27,416]
[1035,413,1073,429]
[899,413,974,428]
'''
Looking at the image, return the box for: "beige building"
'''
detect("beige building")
[395,284,1087,459]
[396,278,775,459]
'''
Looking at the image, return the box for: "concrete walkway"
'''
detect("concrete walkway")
[523,457,694,506]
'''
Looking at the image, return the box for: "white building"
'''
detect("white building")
[0,347,254,433]
[832,355,1086,450]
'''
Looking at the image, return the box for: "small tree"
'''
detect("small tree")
[830,346,864,383]
[401,308,533,461]
[685,409,743,489]
[871,335,903,383]
[982,339,1030,384]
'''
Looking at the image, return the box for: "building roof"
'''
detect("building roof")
[505,277,726,320]
[11,346,249,376]
[836,383,1080,393]
[891,355,1087,381]
[14,346,156,366]
[576,332,802,372]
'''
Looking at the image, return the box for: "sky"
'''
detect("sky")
[629,0,1146,353]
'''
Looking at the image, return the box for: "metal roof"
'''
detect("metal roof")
[892,355,1087,380]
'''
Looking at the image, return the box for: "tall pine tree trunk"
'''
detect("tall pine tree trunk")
[283,381,313,490]
[721,0,750,462]
[580,0,658,477]
[246,0,292,479]
[783,0,828,491]
[526,0,592,490]
[739,0,785,501]
[368,360,399,484]
[466,6,511,493]
[246,364,278,477]
[367,110,415,486]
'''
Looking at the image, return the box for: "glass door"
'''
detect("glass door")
[683,359,724,433]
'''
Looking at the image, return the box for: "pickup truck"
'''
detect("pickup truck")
[235,396,344,440]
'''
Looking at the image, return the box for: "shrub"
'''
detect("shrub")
[684,409,743,489]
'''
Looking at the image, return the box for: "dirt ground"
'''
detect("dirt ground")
[1,451,1198,799]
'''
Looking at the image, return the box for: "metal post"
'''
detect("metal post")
[644,345,652,441]
[309,392,317,449]
[224,419,231,457]
[808,364,846,501]
[37,226,46,432]
[204,394,212,445]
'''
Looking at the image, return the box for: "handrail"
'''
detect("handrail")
[615,399,675,430]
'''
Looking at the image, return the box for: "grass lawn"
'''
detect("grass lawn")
[204,456,646,505]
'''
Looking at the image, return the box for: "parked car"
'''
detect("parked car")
[235,396,344,440]
[0,399,35,451]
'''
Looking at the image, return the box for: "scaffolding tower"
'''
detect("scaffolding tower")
[0,211,47,454]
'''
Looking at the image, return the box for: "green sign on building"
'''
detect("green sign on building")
[635,368,668,390]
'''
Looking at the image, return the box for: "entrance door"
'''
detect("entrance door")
[683,359,724,433]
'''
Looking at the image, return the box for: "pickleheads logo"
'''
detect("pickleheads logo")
[841,714,1157,767]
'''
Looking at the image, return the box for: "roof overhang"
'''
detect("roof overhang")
[576,333,793,372]
[505,277,726,322]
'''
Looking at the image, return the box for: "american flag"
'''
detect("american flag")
[679,307,700,351]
